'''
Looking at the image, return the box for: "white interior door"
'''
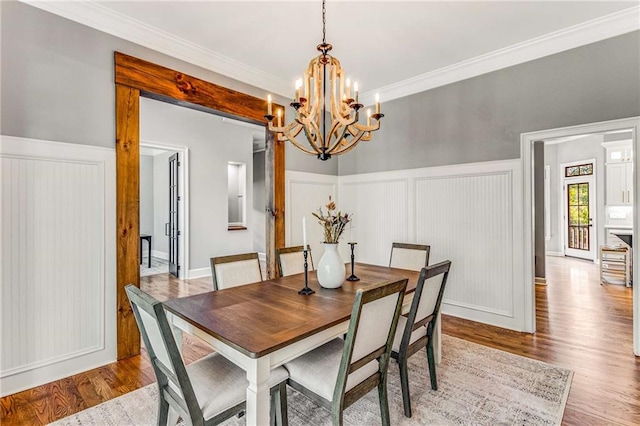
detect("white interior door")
[563,171,596,260]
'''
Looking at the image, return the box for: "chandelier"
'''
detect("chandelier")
[265,0,384,161]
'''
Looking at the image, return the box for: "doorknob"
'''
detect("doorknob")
[165,223,170,236]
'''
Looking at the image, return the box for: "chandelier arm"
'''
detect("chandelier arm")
[281,131,320,156]
[331,132,367,155]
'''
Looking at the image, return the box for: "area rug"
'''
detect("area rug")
[50,335,572,425]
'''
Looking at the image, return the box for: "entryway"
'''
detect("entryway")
[139,143,188,279]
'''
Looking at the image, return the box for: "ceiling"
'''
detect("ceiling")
[25,1,640,104]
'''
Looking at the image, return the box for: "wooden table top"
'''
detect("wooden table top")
[163,263,421,358]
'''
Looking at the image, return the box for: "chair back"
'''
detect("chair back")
[125,284,201,422]
[276,246,314,277]
[210,252,263,290]
[399,260,451,355]
[389,242,430,271]
[334,279,407,409]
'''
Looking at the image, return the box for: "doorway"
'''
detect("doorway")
[521,116,639,356]
[139,143,188,279]
[561,159,596,261]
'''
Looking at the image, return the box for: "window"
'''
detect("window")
[564,163,593,177]
[228,162,247,230]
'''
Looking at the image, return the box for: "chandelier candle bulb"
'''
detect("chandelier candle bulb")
[267,94,272,116]
[277,109,282,127]
[295,79,302,102]
[346,78,351,98]
[367,109,371,126]
[375,93,380,114]
[354,82,359,102]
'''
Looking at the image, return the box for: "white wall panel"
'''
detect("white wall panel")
[0,136,116,396]
[339,179,409,265]
[415,172,513,317]
[338,160,523,331]
[286,171,338,262]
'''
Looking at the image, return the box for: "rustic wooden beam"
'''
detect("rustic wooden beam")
[115,52,271,124]
[114,52,286,358]
[115,84,141,359]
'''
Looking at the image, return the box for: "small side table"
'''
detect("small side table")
[140,234,152,268]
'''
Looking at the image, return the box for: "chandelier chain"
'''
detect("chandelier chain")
[322,0,326,45]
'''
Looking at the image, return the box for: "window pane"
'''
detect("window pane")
[569,206,579,226]
[566,166,579,177]
[579,206,589,226]
[579,183,589,205]
[568,185,578,205]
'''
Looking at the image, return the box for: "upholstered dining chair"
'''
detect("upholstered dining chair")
[390,260,451,418]
[125,285,289,426]
[284,278,408,426]
[276,245,314,277]
[210,252,262,290]
[389,242,430,271]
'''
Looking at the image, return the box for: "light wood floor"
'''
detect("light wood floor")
[1,256,637,425]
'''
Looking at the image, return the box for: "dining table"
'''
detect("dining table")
[163,262,439,426]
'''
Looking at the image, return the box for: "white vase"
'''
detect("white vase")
[317,243,346,289]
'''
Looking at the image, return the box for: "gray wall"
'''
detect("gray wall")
[141,97,258,270]
[338,31,640,175]
[139,155,154,239]
[0,1,332,174]
[545,135,606,255]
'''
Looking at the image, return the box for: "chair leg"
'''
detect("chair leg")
[377,377,391,426]
[398,357,412,418]
[277,382,288,426]
[331,401,344,426]
[426,340,438,390]
[157,397,169,426]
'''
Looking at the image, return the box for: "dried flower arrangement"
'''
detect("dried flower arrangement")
[312,197,351,243]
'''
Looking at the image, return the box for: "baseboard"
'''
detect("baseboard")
[151,250,168,260]
[546,251,564,257]
[188,267,211,279]
[535,276,547,286]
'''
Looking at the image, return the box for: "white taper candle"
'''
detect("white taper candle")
[303,216,307,250]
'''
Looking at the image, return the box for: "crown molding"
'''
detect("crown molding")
[21,1,639,106]
[360,5,640,106]
[21,0,292,97]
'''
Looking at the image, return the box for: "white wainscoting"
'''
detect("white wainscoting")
[0,136,116,396]
[286,171,339,261]
[337,160,524,331]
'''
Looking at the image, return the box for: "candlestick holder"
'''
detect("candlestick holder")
[298,249,315,295]
[346,242,359,281]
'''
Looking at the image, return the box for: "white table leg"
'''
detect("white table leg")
[245,356,271,426]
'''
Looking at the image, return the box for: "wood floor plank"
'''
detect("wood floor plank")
[0,257,637,425]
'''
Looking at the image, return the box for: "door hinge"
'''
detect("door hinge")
[177,161,181,166]
[177,265,181,270]
[178,231,181,236]
[177,196,182,201]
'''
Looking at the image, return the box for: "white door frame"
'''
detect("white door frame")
[560,159,597,261]
[140,141,190,280]
[521,116,639,356]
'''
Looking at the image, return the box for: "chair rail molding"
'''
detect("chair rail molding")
[0,136,116,396]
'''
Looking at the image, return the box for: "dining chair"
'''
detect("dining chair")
[389,242,430,271]
[276,245,314,277]
[210,252,263,290]
[125,284,289,426]
[284,278,407,426]
[390,260,451,418]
